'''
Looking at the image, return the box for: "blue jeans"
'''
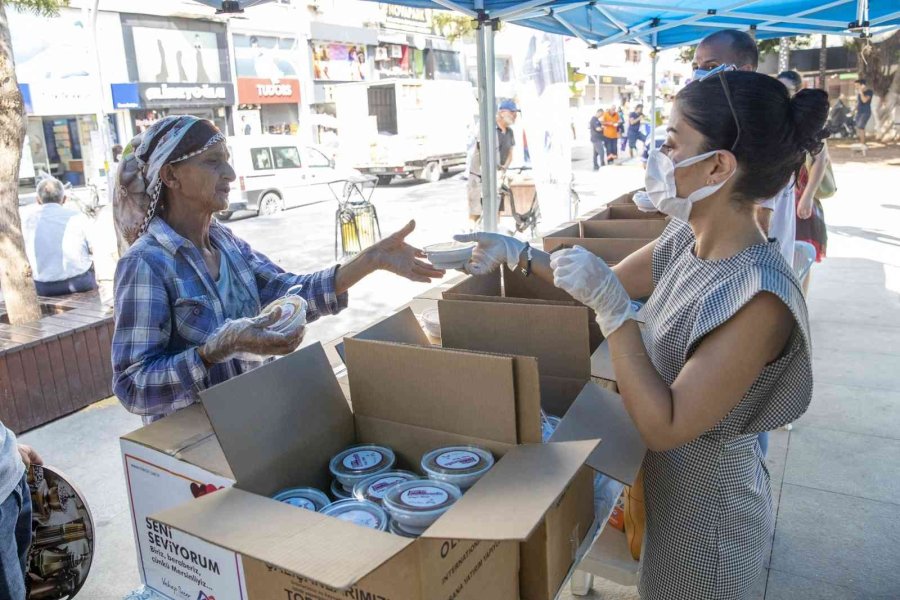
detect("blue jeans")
[758,431,769,458]
[35,265,97,297]
[0,474,31,600]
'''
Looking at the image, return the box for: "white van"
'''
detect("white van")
[220,134,360,219]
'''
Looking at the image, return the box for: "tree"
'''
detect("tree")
[848,30,900,142]
[0,0,66,324]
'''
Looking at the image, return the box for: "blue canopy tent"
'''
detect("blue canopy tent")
[356,0,898,231]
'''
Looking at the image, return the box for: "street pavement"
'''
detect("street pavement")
[19,147,900,599]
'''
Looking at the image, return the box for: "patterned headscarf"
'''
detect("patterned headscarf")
[114,116,225,250]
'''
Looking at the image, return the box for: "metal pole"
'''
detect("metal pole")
[88,1,111,190]
[475,17,498,233]
[649,38,658,152]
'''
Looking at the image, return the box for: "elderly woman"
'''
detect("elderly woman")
[112,116,443,423]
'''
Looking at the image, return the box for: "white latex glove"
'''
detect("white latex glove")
[453,232,526,276]
[198,308,305,364]
[550,246,635,337]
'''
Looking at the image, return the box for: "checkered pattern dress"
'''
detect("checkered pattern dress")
[638,219,813,599]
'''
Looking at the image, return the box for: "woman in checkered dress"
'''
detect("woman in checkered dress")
[462,72,829,598]
[558,73,826,598]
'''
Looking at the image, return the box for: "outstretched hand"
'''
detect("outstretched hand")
[373,220,445,283]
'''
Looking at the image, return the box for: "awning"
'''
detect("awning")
[363,0,899,49]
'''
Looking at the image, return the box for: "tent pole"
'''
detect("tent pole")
[476,16,499,233]
[649,35,658,152]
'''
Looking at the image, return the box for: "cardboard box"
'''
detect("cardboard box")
[120,404,237,594]
[542,220,665,261]
[341,308,645,598]
[586,204,666,221]
[442,266,604,353]
[141,336,605,600]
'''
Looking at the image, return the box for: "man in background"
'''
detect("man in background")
[589,108,605,170]
[854,78,873,145]
[601,105,620,163]
[22,177,97,296]
[467,100,519,229]
[627,103,646,158]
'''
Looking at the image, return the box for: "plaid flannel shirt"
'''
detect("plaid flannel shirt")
[112,217,347,423]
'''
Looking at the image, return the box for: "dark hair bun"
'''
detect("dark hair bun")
[790,88,830,155]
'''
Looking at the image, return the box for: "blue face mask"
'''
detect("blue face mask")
[691,63,736,84]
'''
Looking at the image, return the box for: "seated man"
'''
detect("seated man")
[22,177,97,296]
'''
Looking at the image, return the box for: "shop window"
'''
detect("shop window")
[272,146,302,169]
[251,147,273,170]
[435,50,460,74]
[304,147,331,168]
[367,85,398,135]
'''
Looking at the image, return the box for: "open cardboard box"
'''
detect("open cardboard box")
[140,328,615,600]
[585,203,666,221]
[542,219,665,261]
[442,265,604,353]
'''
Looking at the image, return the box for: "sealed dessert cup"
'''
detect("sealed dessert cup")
[353,470,419,504]
[541,414,562,442]
[388,518,420,538]
[382,480,462,531]
[420,308,441,339]
[421,445,494,489]
[272,487,331,512]
[321,499,389,531]
[329,444,396,491]
[330,479,352,500]
[261,295,308,335]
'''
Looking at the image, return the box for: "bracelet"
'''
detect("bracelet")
[610,352,647,362]
[520,243,533,278]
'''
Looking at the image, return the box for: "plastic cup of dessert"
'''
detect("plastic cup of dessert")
[541,415,562,443]
[329,444,396,491]
[353,470,420,504]
[423,242,475,270]
[330,479,352,500]
[420,308,441,339]
[382,480,462,532]
[261,295,308,334]
[321,499,389,531]
[421,445,495,490]
[272,487,332,512]
[388,519,420,538]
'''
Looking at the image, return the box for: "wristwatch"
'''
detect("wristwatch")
[520,243,533,277]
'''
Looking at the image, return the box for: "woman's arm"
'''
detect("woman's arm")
[798,142,829,220]
[607,292,793,451]
[111,254,209,418]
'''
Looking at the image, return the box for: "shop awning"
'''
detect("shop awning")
[364,0,899,49]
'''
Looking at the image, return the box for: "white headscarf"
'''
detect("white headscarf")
[114,116,225,250]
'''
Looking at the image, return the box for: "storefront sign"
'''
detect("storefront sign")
[22,80,102,116]
[112,83,235,109]
[237,78,300,104]
[379,3,434,34]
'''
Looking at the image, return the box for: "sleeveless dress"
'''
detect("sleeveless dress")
[638,219,813,600]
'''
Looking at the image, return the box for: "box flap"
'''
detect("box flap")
[550,383,646,485]
[422,439,600,541]
[121,403,214,455]
[608,205,666,220]
[542,237,650,263]
[503,266,575,303]
[439,300,590,381]
[581,219,667,239]
[345,338,520,445]
[442,272,501,300]
[512,356,543,444]
[153,487,413,590]
[336,307,429,362]
[199,343,355,495]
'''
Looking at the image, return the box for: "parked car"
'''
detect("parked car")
[218,134,360,219]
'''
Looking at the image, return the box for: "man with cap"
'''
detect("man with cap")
[467,99,520,228]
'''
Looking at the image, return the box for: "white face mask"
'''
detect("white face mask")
[635,148,732,221]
